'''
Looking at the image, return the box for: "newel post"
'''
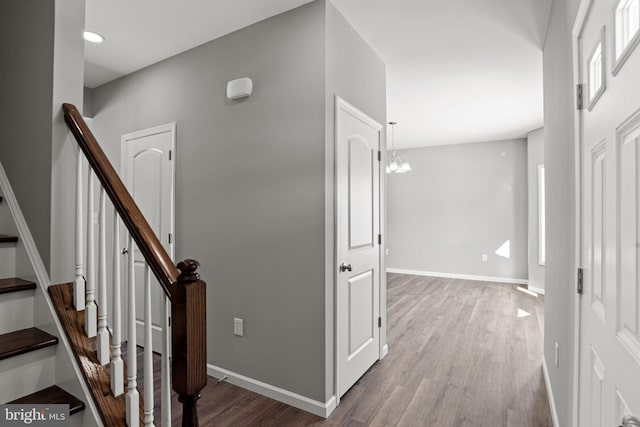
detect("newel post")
[171,259,207,427]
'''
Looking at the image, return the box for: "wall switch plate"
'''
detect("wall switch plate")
[482,254,488,262]
[234,318,243,337]
[555,342,559,366]
[385,249,389,256]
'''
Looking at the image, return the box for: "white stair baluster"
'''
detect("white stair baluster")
[74,149,85,310]
[96,189,109,365]
[125,236,139,427]
[161,294,171,426]
[143,263,154,426]
[110,213,124,396]
[85,169,97,337]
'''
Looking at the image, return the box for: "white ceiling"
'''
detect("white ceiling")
[84,0,552,149]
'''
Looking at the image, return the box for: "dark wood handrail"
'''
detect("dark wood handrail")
[63,103,178,296]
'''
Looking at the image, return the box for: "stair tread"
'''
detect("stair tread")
[0,327,58,360]
[0,278,36,294]
[0,234,18,243]
[8,385,85,415]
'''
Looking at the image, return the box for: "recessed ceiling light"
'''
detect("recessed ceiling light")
[83,31,104,43]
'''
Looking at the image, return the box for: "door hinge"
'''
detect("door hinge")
[576,84,584,110]
[168,233,173,244]
[378,317,382,328]
[378,150,382,161]
[169,150,173,160]
[168,316,171,327]
[378,234,382,245]
[577,268,584,294]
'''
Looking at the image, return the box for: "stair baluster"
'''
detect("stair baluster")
[161,292,172,426]
[74,148,85,311]
[85,170,97,338]
[110,214,124,396]
[125,236,139,427]
[96,189,109,365]
[143,263,154,426]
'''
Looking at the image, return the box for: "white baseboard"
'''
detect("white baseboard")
[207,364,337,418]
[542,358,560,427]
[381,344,389,359]
[387,267,528,285]
[528,285,546,295]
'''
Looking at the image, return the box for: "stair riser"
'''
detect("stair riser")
[0,245,16,278]
[0,347,56,402]
[0,290,34,335]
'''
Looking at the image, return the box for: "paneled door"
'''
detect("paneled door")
[121,123,175,353]
[575,0,640,424]
[336,97,382,398]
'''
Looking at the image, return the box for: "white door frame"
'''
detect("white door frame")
[333,96,386,406]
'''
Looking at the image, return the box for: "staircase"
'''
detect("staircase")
[0,104,207,426]
[0,231,87,423]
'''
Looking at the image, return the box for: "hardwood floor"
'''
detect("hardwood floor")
[142,273,552,426]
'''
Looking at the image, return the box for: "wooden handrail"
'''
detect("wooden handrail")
[63,103,178,296]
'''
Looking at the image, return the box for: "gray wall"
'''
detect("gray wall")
[542,0,581,425]
[83,87,93,118]
[324,1,387,401]
[0,1,55,269]
[527,128,545,292]
[387,139,528,281]
[49,0,85,285]
[90,0,385,403]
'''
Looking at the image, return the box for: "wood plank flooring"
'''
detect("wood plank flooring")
[142,274,552,426]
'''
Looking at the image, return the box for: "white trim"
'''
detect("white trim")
[543,357,560,427]
[386,268,529,285]
[0,161,104,427]
[381,344,389,359]
[528,285,546,295]
[207,364,336,418]
[572,1,592,425]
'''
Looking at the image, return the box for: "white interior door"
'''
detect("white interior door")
[576,0,640,424]
[336,97,382,398]
[121,123,175,353]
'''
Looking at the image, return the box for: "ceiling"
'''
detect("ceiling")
[84,0,552,149]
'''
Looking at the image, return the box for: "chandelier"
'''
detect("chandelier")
[386,121,412,174]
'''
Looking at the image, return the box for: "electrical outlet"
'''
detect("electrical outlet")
[555,342,559,366]
[234,317,243,337]
[482,254,488,262]
[385,248,389,256]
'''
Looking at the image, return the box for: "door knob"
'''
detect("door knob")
[340,263,352,272]
[622,416,640,427]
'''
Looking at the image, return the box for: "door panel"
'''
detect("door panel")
[348,270,374,356]
[349,138,374,249]
[337,97,382,398]
[617,115,640,362]
[576,0,640,424]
